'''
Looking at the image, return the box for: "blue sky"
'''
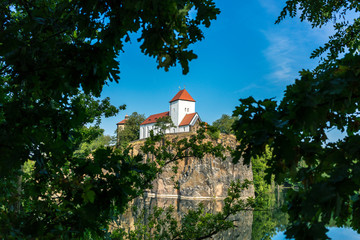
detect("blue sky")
[100,0,334,136]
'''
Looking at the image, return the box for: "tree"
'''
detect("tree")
[76,127,114,157]
[212,114,238,134]
[251,146,274,205]
[117,112,146,146]
[0,0,220,238]
[154,115,176,134]
[233,1,360,239]
[250,147,287,240]
[0,0,220,174]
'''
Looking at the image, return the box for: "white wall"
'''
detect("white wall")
[170,100,195,126]
[140,123,156,139]
[179,126,190,132]
[190,114,199,126]
[170,101,179,126]
[140,123,180,139]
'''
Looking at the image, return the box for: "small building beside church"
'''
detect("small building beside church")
[116,114,129,132]
[116,114,129,144]
[139,89,201,139]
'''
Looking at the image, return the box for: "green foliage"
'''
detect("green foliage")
[117,112,146,147]
[207,129,220,140]
[154,115,176,134]
[206,125,221,140]
[212,114,238,134]
[233,1,360,238]
[141,125,228,169]
[75,127,114,157]
[251,146,274,206]
[1,0,219,173]
[0,146,161,239]
[250,147,288,240]
[0,0,220,238]
[22,160,35,177]
[251,190,288,240]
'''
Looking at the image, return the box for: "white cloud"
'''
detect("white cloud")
[258,0,339,85]
[235,83,263,94]
[262,29,304,84]
[258,0,313,84]
[258,0,282,16]
[262,21,336,85]
[263,32,295,83]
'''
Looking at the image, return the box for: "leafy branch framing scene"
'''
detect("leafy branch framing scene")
[1,0,360,239]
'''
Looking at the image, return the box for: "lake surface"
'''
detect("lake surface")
[118,194,360,239]
[117,196,254,239]
[273,228,360,240]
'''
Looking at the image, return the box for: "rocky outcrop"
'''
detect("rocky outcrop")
[114,133,255,239]
[130,133,254,200]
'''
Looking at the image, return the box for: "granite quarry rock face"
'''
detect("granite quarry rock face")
[130,133,255,200]
[115,133,255,239]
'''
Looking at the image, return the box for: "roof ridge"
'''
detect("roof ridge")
[169,89,195,103]
[140,111,170,125]
[179,112,198,126]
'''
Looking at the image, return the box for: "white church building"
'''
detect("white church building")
[139,89,202,139]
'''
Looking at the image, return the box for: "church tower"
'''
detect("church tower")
[169,89,196,126]
[139,89,200,139]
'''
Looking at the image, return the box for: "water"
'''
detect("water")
[273,228,360,240]
[117,194,360,239]
[116,197,254,239]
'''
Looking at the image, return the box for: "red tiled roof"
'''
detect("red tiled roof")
[179,113,197,126]
[169,89,195,103]
[116,119,127,125]
[141,111,169,125]
[116,114,129,125]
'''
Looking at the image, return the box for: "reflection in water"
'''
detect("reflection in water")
[273,227,360,240]
[117,196,253,239]
[252,189,288,240]
[116,189,360,239]
[115,191,288,240]
[252,206,288,240]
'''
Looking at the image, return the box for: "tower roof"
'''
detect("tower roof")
[116,114,129,125]
[169,89,195,103]
[116,119,126,125]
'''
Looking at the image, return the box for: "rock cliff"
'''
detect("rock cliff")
[130,132,254,200]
